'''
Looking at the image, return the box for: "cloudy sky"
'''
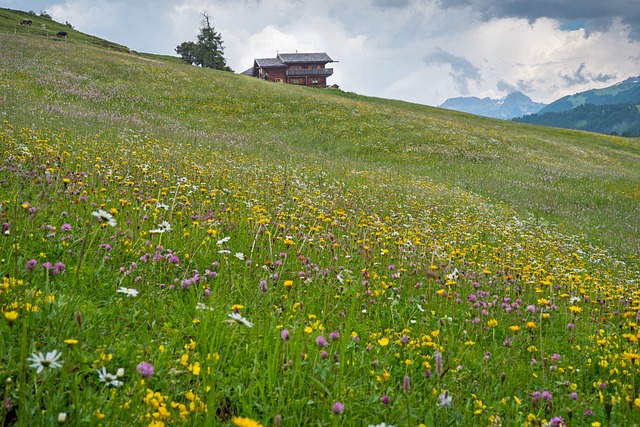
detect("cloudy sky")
[6,0,640,106]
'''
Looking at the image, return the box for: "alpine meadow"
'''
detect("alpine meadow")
[2,8,640,427]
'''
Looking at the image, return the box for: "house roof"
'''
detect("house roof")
[277,52,333,64]
[254,53,334,69]
[255,57,285,68]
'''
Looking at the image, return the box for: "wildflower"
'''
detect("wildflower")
[281,329,290,341]
[329,331,340,340]
[283,280,293,287]
[91,209,117,227]
[150,221,172,234]
[97,367,123,387]
[438,390,452,407]
[377,337,389,346]
[27,350,63,373]
[137,362,154,378]
[380,395,390,404]
[216,236,230,245]
[63,339,78,345]
[227,312,253,328]
[315,335,329,347]
[235,252,245,260]
[57,412,67,424]
[117,287,139,297]
[402,375,410,393]
[231,416,263,427]
[549,416,565,426]
[4,311,18,325]
[25,259,38,271]
[332,401,345,414]
[367,424,394,427]
[196,302,214,311]
[435,351,443,376]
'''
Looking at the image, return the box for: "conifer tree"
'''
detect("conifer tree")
[176,12,233,72]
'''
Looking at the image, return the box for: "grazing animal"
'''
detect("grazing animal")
[20,19,32,26]
[56,31,68,38]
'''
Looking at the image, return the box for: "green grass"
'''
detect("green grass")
[1,13,640,427]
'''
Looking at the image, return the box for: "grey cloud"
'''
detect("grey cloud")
[497,79,535,94]
[424,48,482,94]
[561,63,616,86]
[371,0,411,9]
[435,0,640,40]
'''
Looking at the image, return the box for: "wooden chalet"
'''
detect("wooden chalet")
[242,52,335,87]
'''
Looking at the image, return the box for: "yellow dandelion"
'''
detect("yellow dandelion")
[64,339,78,345]
[232,416,263,427]
[378,337,389,346]
[283,280,293,287]
[4,311,18,324]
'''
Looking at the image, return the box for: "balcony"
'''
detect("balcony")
[286,68,333,77]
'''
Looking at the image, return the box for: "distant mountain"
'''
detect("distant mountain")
[439,92,547,120]
[538,76,640,114]
[515,76,640,137]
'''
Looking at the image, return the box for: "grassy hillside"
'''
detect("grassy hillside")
[1,16,640,427]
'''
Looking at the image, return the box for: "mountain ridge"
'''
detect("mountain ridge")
[439,91,547,120]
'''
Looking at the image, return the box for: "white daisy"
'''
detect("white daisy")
[216,236,230,245]
[91,209,117,227]
[150,220,172,234]
[234,252,245,260]
[97,367,123,387]
[27,349,63,373]
[117,287,139,297]
[226,312,253,328]
[196,302,215,311]
[156,202,169,210]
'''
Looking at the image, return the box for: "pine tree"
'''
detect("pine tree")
[176,12,233,72]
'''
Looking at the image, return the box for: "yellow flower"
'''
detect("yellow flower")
[3,311,18,324]
[569,305,582,313]
[526,321,537,329]
[487,319,498,327]
[510,325,521,332]
[64,339,78,345]
[232,416,263,427]
[230,304,244,311]
[283,280,293,287]
[378,337,389,346]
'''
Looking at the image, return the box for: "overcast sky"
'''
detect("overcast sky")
[6,0,640,106]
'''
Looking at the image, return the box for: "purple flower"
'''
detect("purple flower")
[332,401,345,414]
[25,259,38,271]
[570,392,578,400]
[402,375,410,393]
[315,336,329,347]
[61,223,72,232]
[329,331,340,341]
[435,351,443,376]
[380,395,390,404]
[281,329,290,341]
[168,255,179,264]
[567,322,575,330]
[541,391,552,402]
[549,416,564,426]
[136,362,154,378]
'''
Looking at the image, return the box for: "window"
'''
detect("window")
[311,79,319,84]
